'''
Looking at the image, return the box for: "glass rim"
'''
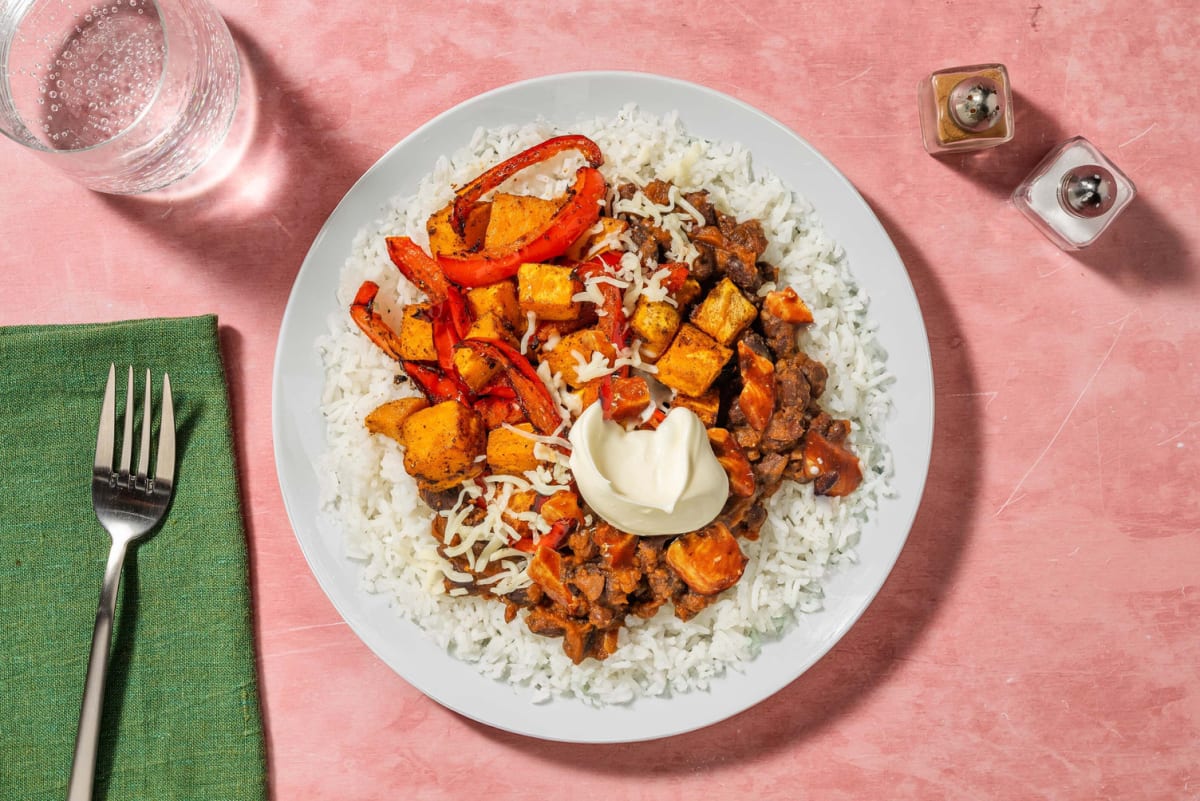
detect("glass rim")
[0,0,171,155]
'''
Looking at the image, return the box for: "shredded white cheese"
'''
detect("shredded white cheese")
[520,311,538,354]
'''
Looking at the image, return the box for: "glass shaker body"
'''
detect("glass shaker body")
[1012,136,1137,250]
[918,64,1014,154]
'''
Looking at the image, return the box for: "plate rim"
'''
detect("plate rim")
[271,69,934,743]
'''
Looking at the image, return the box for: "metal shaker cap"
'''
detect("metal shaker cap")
[948,76,1004,131]
[1060,165,1117,217]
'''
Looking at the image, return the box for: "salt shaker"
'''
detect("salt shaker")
[1011,136,1137,250]
[918,64,1015,154]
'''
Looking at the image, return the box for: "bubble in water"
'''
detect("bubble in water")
[48,91,57,99]
[37,98,45,105]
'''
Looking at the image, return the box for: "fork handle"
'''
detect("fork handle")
[66,538,128,801]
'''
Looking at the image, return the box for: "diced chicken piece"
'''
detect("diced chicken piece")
[736,340,775,432]
[763,286,814,325]
[706,428,756,497]
[801,429,863,497]
[666,523,747,595]
[605,375,652,424]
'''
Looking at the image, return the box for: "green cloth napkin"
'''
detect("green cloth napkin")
[0,315,266,801]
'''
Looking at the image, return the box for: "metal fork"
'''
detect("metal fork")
[66,365,176,801]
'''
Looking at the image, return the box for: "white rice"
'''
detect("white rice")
[316,106,894,705]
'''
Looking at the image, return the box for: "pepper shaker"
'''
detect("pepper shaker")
[1012,136,1137,250]
[918,64,1015,154]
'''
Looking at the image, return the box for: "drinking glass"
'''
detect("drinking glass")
[0,0,239,194]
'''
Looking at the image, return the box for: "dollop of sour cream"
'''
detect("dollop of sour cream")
[568,404,729,536]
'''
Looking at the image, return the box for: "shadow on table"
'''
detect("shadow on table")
[927,91,1066,199]
[926,90,1191,292]
[97,20,376,284]
[1068,196,1193,291]
[468,201,985,771]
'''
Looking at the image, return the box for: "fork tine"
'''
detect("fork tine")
[137,369,152,479]
[155,373,175,487]
[94,364,116,471]
[118,366,134,480]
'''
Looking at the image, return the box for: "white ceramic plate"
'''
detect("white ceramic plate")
[272,71,933,743]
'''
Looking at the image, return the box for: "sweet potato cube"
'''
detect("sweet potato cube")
[629,298,682,362]
[426,200,491,257]
[485,193,560,251]
[691,278,758,345]
[397,303,437,362]
[666,523,747,595]
[571,380,603,413]
[399,400,486,489]
[518,262,582,321]
[564,217,629,261]
[541,328,617,388]
[486,423,541,475]
[364,397,429,445]
[653,323,733,397]
[674,278,703,309]
[466,279,523,331]
[671,388,720,426]
[453,312,516,393]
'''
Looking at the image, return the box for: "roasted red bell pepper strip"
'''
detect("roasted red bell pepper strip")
[442,284,472,339]
[431,311,460,377]
[577,251,629,373]
[479,380,516,400]
[458,338,562,435]
[512,518,576,554]
[349,281,405,361]
[438,166,607,286]
[451,134,604,234]
[474,394,524,429]
[598,375,614,421]
[401,361,467,404]
[658,262,690,294]
[385,236,449,303]
[427,285,475,397]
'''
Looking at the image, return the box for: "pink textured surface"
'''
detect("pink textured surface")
[3,1,1198,798]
